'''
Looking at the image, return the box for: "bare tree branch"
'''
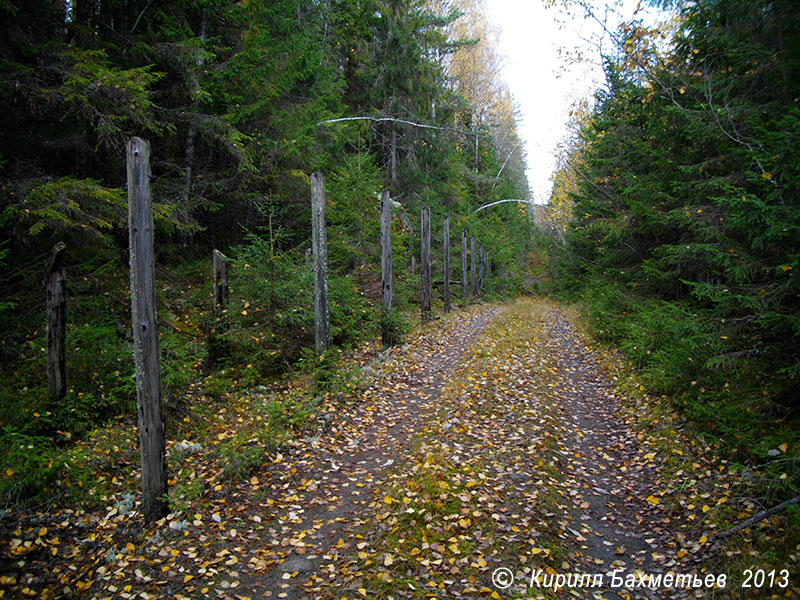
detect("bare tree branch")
[472,198,533,214]
[317,116,482,137]
[716,494,800,540]
[492,145,517,189]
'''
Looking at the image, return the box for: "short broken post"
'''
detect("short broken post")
[127,137,168,523]
[443,215,450,313]
[461,229,468,303]
[420,206,431,322]
[208,249,230,366]
[311,172,330,354]
[46,242,67,403]
[380,190,394,345]
[213,249,229,310]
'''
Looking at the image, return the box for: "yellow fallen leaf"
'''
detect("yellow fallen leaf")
[645,495,659,506]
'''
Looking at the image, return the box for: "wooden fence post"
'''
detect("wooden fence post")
[470,235,477,300]
[380,191,394,345]
[461,228,468,303]
[443,215,450,313]
[46,242,67,403]
[420,206,431,321]
[213,249,229,309]
[311,172,330,354]
[478,242,485,295]
[127,137,168,523]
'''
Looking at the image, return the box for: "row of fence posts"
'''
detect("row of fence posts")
[42,139,491,522]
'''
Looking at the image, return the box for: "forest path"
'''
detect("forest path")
[236,299,697,599]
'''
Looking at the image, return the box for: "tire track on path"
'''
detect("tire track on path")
[237,305,500,599]
[541,308,695,599]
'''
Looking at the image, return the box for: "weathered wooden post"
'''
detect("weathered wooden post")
[310,172,330,354]
[380,191,394,345]
[420,206,431,321]
[212,249,229,309]
[478,242,485,295]
[127,137,168,523]
[443,215,451,313]
[46,242,67,403]
[470,235,477,300]
[461,228,468,303]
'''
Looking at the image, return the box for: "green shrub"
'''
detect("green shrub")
[223,234,374,373]
[0,427,59,505]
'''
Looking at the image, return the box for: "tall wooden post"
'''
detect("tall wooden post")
[461,228,468,303]
[478,242,485,295]
[127,137,168,523]
[420,206,431,321]
[311,172,330,354]
[442,215,451,313]
[380,191,393,345]
[46,242,67,403]
[212,249,229,309]
[470,235,477,300]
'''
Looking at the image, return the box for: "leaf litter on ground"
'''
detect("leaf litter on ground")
[1,299,798,600]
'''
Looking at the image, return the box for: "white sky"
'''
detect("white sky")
[485,0,659,204]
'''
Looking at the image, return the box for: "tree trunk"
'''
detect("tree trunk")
[311,172,330,353]
[181,11,208,209]
[46,242,67,403]
[127,137,168,523]
[390,129,398,182]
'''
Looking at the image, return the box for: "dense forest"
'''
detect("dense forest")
[544,0,800,464]
[0,0,532,500]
